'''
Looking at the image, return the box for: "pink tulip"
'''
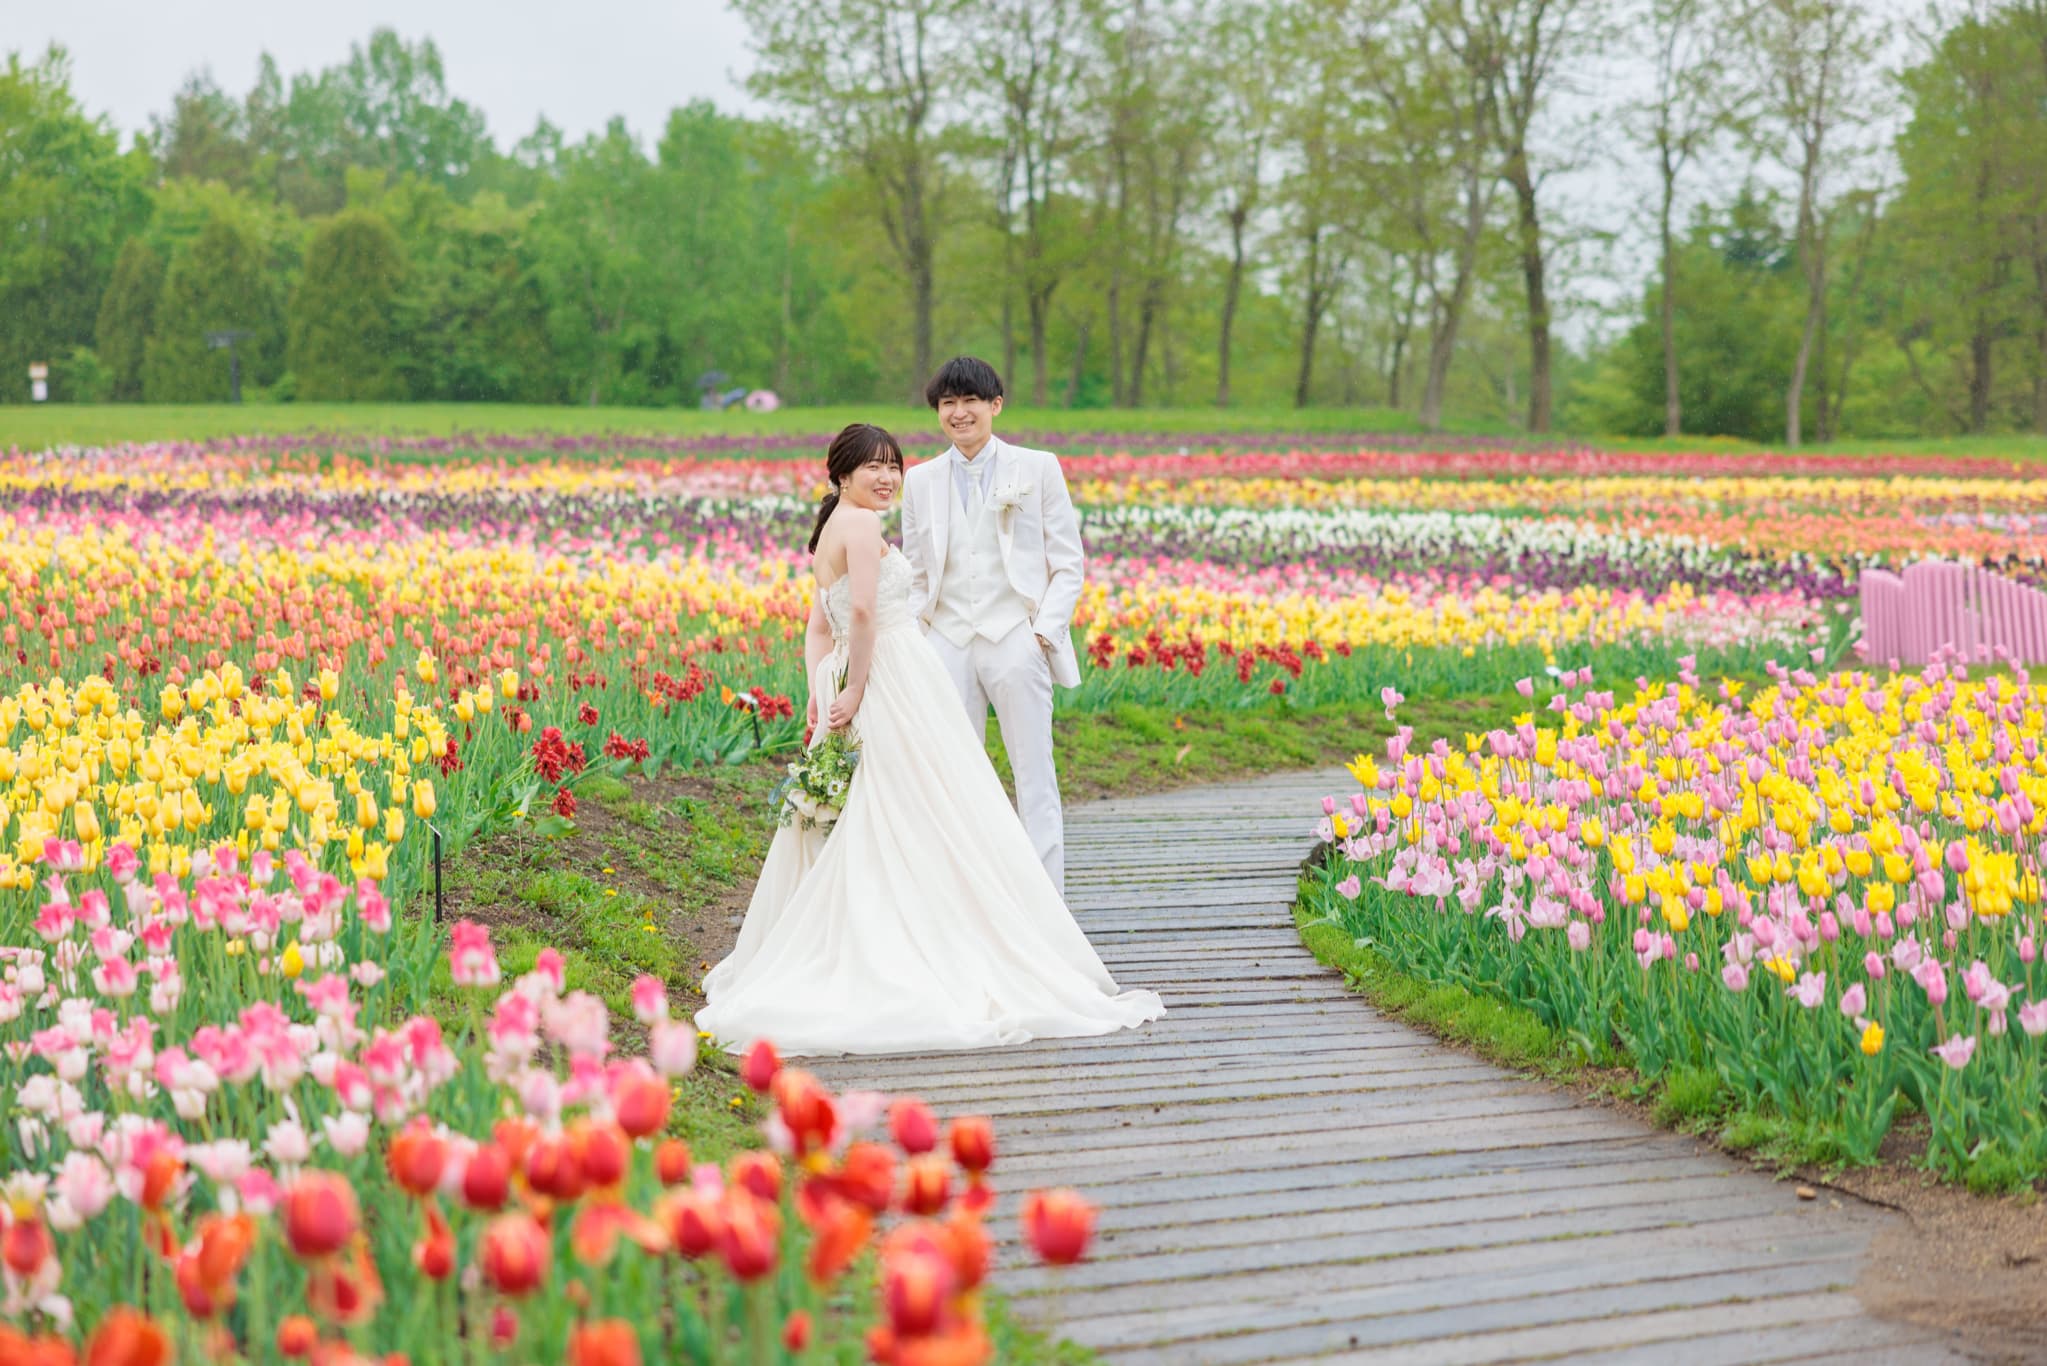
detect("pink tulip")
[1930,1034,1977,1070]
[2018,1000,2047,1037]
[1838,983,1866,1017]
[1722,962,1749,993]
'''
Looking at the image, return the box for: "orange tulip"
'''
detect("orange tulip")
[1021,1188,1096,1266]
[902,1154,951,1216]
[771,1068,837,1158]
[137,1151,180,1211]
[829,1141,897,1214]
[275,1316,319,1359]
[803,1197,873,1286]
[569,1120,630,1190]
[387,1122,448,1197]
[896,1322,993,1366]
[944,1210,991,1293]
[717,1191,780,1282]
[567,1319,641,1366]
[175,1212,255,1317]
[612,1068,670,1140]
[282,1171,359,1259]
[83,1308,170,1366]
[654,1138,692,1186]
[479,1213,552,1298]
[946,1117,994,1176]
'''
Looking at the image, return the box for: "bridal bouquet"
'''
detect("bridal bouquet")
[778,727,860,830]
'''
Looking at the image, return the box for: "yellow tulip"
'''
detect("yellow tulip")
[413,779,437,820]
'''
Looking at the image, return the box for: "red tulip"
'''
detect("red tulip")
[659,1188,723,1260]
[479,1214,552,1298]
[881,1246,954,1339]
[570,1120,629,1190]
[414,1203,456,1280]
[83,1308,170,1366]
[386,1122,447,1197]
[730,1150,781,1204]
[782,1310,813,1353]
[524,1134,586,1202]
[305,1240,383,1326]
[654,1139,692,1186]
[889,1097,939,1155]
[3,1213,52,1278]
[946,1117,995,1176]
[902,1154,952,1216]
[461,1143,511,1211]
[611,1065,670,1140]
[567,1319,641,1366]
[717,1191,780,1282]
[282,1171,359,1259]
[1021,1188,1096,1266]
[740,1038,781,1092]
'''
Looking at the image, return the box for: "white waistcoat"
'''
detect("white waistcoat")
[929,500,1031,647]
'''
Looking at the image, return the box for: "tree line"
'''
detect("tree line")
[3,1,2045,441]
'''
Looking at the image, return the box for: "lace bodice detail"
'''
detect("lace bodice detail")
[822,547,918,642]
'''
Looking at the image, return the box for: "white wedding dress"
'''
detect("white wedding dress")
[695,547,1165,1056]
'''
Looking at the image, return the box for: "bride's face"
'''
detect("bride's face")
[841,452,902,511]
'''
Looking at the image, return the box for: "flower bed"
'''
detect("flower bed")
[0,840,1092,1358]
[1301,652,2047,1185]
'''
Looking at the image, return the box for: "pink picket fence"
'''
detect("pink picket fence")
[1860,562,2047,667]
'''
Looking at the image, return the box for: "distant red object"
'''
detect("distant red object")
[1860,562,2047,666]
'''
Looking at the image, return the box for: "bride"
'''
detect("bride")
[694,423,1164,1056]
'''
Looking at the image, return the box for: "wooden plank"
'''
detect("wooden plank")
[1099,1263,1864,1365]
[1304,1293,1910,1366]
[1050,1231,1874,1351]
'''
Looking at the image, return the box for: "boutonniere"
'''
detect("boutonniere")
[989,481,1033,514]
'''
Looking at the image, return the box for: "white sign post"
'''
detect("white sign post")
[28,362,47,403]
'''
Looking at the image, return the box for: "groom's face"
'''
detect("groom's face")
[937,393,1002,457]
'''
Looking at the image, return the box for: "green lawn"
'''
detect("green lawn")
[8,400,2045,458]
[0,400,1474,448]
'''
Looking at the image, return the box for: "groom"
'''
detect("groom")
[901,357,1085,894]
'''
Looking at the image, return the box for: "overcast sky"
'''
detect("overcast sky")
[3,0,759,143]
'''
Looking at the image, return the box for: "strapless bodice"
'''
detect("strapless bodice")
[822,547,918,642]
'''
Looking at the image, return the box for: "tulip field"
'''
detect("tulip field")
[0,427,2043,1358]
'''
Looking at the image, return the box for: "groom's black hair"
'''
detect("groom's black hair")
[925,356,1005,408]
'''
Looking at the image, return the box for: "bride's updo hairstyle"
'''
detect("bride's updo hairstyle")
[808,422,906,554]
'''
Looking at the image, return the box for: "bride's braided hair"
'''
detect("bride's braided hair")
[808,423,905,554]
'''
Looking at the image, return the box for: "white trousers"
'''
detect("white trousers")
[924,622,1064,894]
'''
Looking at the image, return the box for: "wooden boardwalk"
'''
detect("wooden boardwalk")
[817,770,1970,1364]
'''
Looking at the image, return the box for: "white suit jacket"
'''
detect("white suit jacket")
[900,435,1086,689]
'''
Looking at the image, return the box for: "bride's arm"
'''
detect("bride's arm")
[803,594,833,729]
[826,510,883,729]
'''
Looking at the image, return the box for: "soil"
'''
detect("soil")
[441,766,760,1015]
